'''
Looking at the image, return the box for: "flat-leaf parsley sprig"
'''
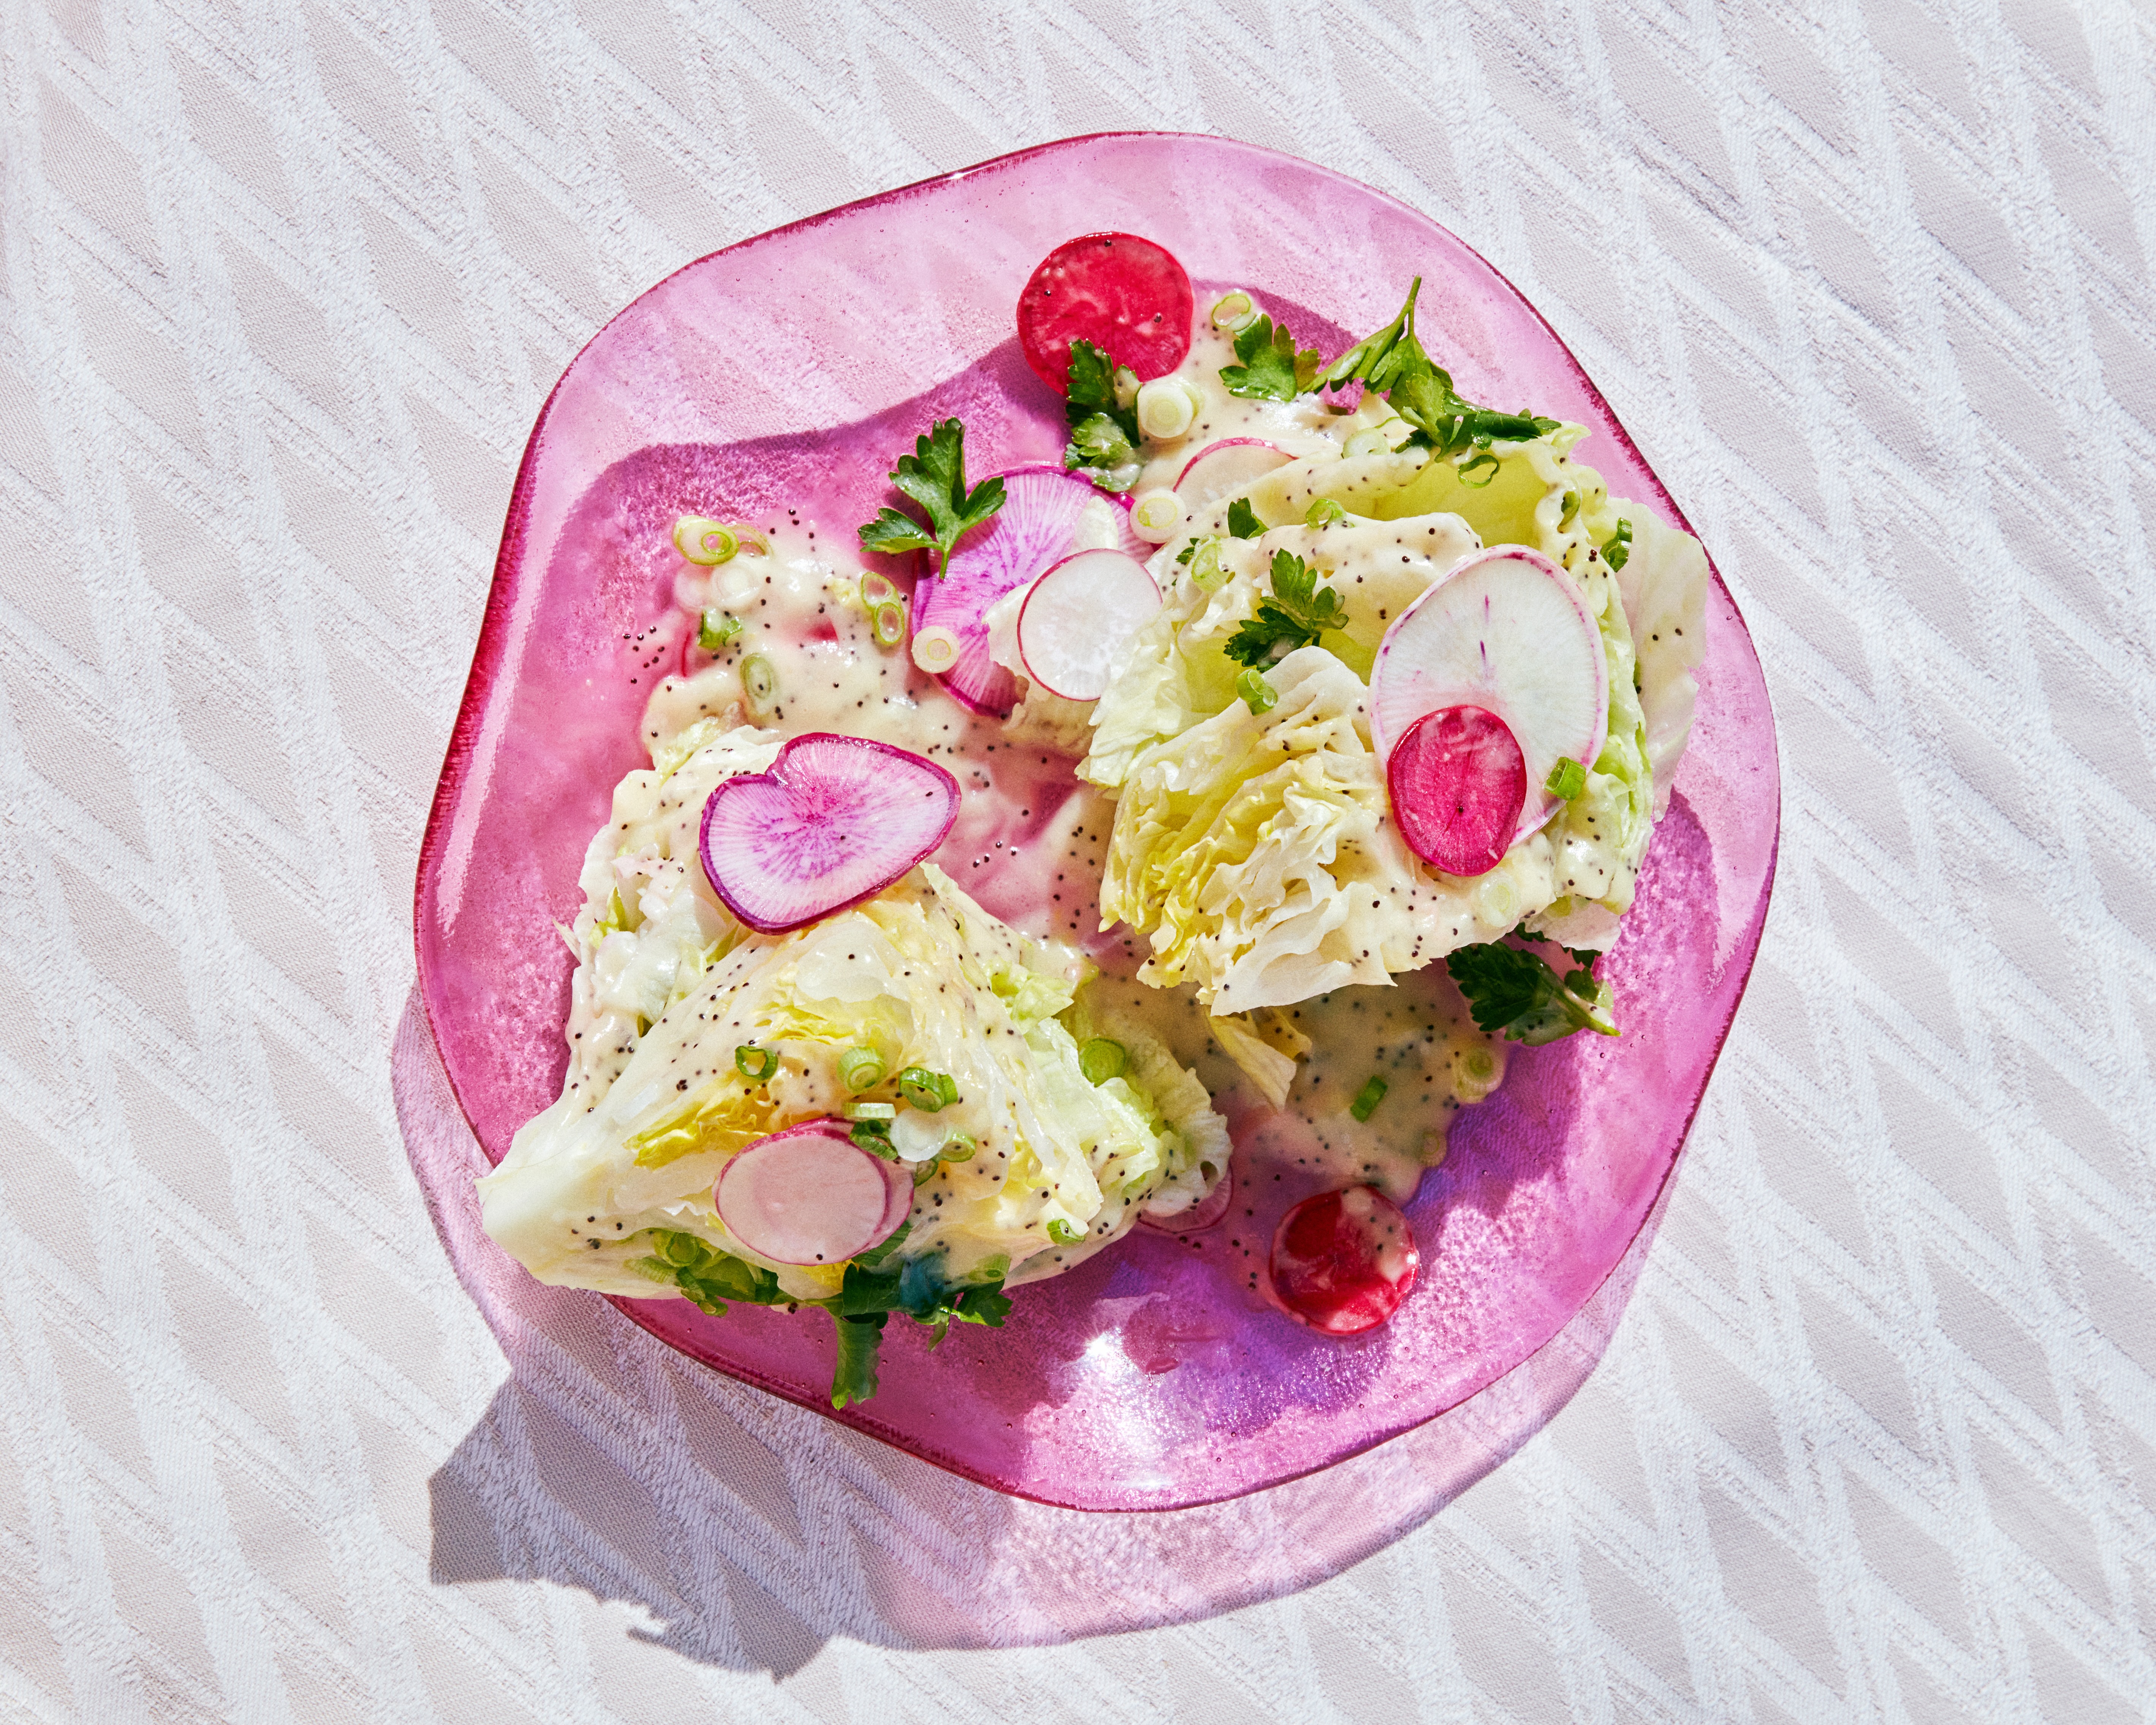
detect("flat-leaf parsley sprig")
[1445,937,1618,1045]
[1223,550,1348,668]
[1220,312,1322,402]
[1061,339,1145,493]
[1322,278,1559,466]
[858,419,1007,576]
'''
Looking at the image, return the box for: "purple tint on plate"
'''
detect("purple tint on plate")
[413,133,1779,1513]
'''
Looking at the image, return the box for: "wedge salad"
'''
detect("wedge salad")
[478,230,1710,1404]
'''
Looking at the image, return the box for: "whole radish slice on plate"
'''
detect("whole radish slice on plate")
[912,465,1144,715]
[1174,438,1294,517]
[716,1119,912,1265]
[699,733,960,933]
[1387,706,1528,877]
[1017,233,1194,393]
[1015,549,1161,701]
[1270,1186,1420,1336]
[1369,546,1607,848]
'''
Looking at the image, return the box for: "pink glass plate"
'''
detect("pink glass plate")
[414,133,1779,1513]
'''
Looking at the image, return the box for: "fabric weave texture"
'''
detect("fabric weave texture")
[0,0,2151,1721]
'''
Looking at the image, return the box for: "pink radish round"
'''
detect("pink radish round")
[1270,1185,1420,1335]
[912,465,1145,716]
[1016,233,1194,394]
[699,733,959,934]
[1015,549,1161,701]
[1174,438,1293,517]
[1369,546,1607,844]
[1387,706,1527,877]
[715,1119,912,1265]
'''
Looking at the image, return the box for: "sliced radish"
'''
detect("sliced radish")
[1015,549,1161,701]
[1270,1185,1420,1336]
[699,733,959,933]
[912,466,1145,716]
[1016,233,1194,394]
[1174,438,1294,517]
[715,1119,912,1266]
[1369,546,1607,845]
[1387,706,1527,878]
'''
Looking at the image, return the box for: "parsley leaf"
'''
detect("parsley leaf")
[819,1245,1012,1405]
[1220,314,1322,402]
[1446,941,1619,1044]
[857,418,1007,576]
[631,1229,788,1315]
[1062,339,1144,492]
[1225,497,1264,539]
[1325,279,1559,458]
[636,1223,1014,1410]
[1509,921,1603,970]
[1224,550,1348,668]
[830,1312,886,1409]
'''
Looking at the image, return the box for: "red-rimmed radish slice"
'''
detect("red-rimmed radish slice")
[1015,549,1161,701]
[1369,546,1607,845]
[1174,438,1294,517]
[1269,1185,1420,1336]
[912,465,1144,716]
[699,733,959,933]
[1017,233,1194,394]
[1387,706,1527,878]
[715,1119,912,1266]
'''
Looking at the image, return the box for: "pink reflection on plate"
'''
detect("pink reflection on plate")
[413,133,1779,1513]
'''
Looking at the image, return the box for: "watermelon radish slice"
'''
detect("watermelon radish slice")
[1387,706,1528,877]
[698,733,960,933]
[1174,438,1294,517]
[1369,546,1607,845]
[1015,549,1161,701]
[1017,233,1194,394]
[1269,1185,1420,1335]
[715,1119,912,1265]
[912,466,1144,716]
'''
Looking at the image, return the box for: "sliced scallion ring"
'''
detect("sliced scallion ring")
[837,1046,886,1092]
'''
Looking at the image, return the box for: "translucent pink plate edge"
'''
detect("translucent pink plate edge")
[412,132,1782,1513]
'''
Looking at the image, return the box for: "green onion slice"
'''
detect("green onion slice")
[897,1067,959,1111]
[674,516,738,565]
[1078,1039,1126,1085]
[742,654,777,710]
[698,609,744,653]
[837,1046,887,1092]
[1350,1074,1389,1122]
[1545,756,1588,801]
[734,1043,777,1082]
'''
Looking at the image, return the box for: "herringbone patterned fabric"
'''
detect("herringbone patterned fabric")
[2,1,2151,1720]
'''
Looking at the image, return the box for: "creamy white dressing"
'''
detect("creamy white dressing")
[615,510,1511,1219]
[504,284,1708,1324]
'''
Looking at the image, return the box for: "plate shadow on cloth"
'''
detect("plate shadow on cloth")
[392,994,1668,1671]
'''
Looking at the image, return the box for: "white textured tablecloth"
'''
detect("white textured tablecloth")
[4,1,2153,1719]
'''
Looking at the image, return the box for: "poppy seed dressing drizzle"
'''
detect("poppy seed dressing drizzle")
[638,524,1505,1247]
